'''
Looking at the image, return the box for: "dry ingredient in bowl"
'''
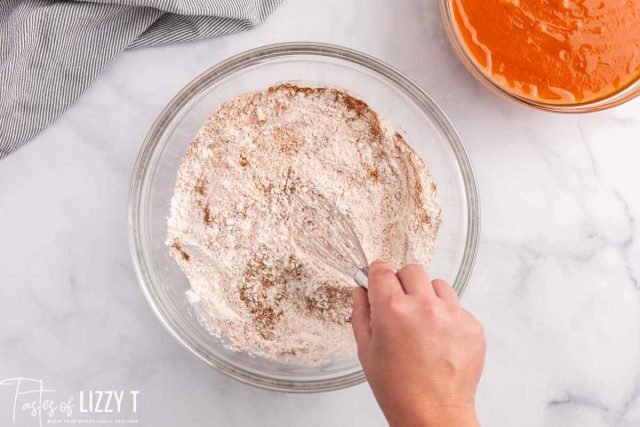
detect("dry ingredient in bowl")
[167,84,441,364]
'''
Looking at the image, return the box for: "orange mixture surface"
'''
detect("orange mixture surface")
[453,0,640,103]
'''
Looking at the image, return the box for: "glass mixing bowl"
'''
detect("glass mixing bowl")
[128,42,480,392]
[440,0,640,112]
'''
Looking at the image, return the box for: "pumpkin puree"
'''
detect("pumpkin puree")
[453,0,640,103]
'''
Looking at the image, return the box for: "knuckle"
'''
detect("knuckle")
[472,319,485,337]
[387,293,406,315]
[418,300,438,318]
[378,271,397,284]
[414,292,430,306]
[463,316,484,337]
[371,269,398,286]
[444,299,459,314]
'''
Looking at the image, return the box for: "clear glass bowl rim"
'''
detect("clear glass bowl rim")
[439,0,640,113]
[128,42,481,392]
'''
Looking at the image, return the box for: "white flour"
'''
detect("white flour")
[167,84,441,364]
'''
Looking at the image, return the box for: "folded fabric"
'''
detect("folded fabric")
[0,0,283,158]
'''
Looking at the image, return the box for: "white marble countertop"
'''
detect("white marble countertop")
[1,0,639,426]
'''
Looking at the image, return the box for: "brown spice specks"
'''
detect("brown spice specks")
[364,164,380,182]
[271,126,304,155]
[305,283,352,324]
[194,177,207,196]
[203,205,212,225]
[167,83,441,364]
[269,83,328,97]
[239,248,305,340]
[419,212,432,226]
[171,241,190,261]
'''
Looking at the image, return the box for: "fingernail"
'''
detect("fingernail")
[370,258,385,267]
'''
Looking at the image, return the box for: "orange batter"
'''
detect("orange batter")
[452,0,640,103]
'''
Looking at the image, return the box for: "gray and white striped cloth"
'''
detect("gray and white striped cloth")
[0,0,283,158]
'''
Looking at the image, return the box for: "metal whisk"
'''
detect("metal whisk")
[289,191,369,289]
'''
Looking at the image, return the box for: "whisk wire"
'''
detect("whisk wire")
[289,191,369,288]
[299,227,355,277]
[322,196,368,269]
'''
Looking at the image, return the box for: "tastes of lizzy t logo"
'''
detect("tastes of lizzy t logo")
[0,378,140,426]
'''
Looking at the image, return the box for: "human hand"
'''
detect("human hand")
[351,260,485,427]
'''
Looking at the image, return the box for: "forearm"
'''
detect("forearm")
[419,410,479,427]
[386,405,479,427]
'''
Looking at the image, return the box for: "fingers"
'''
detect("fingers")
[351,287,371,350]
[394,263,458,305]
[367,259,404,305]
[396,264,434,297]
[367,260,456,306]
[432,279,459,304]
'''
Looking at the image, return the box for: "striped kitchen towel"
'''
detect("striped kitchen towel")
[0,0,283,159]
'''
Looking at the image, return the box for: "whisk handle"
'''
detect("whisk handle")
[354,267,369,290]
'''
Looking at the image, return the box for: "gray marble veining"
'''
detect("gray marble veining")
[1,0,639,426]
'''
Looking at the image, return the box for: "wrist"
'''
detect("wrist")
[389,404,478,427]
[418,407,479,427]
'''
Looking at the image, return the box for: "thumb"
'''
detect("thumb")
[351,287,371,354]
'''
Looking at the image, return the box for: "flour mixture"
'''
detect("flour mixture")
[167,83,441,364]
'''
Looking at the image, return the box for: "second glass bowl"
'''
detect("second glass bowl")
[128,42,480,392]
[440,0,640,113]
